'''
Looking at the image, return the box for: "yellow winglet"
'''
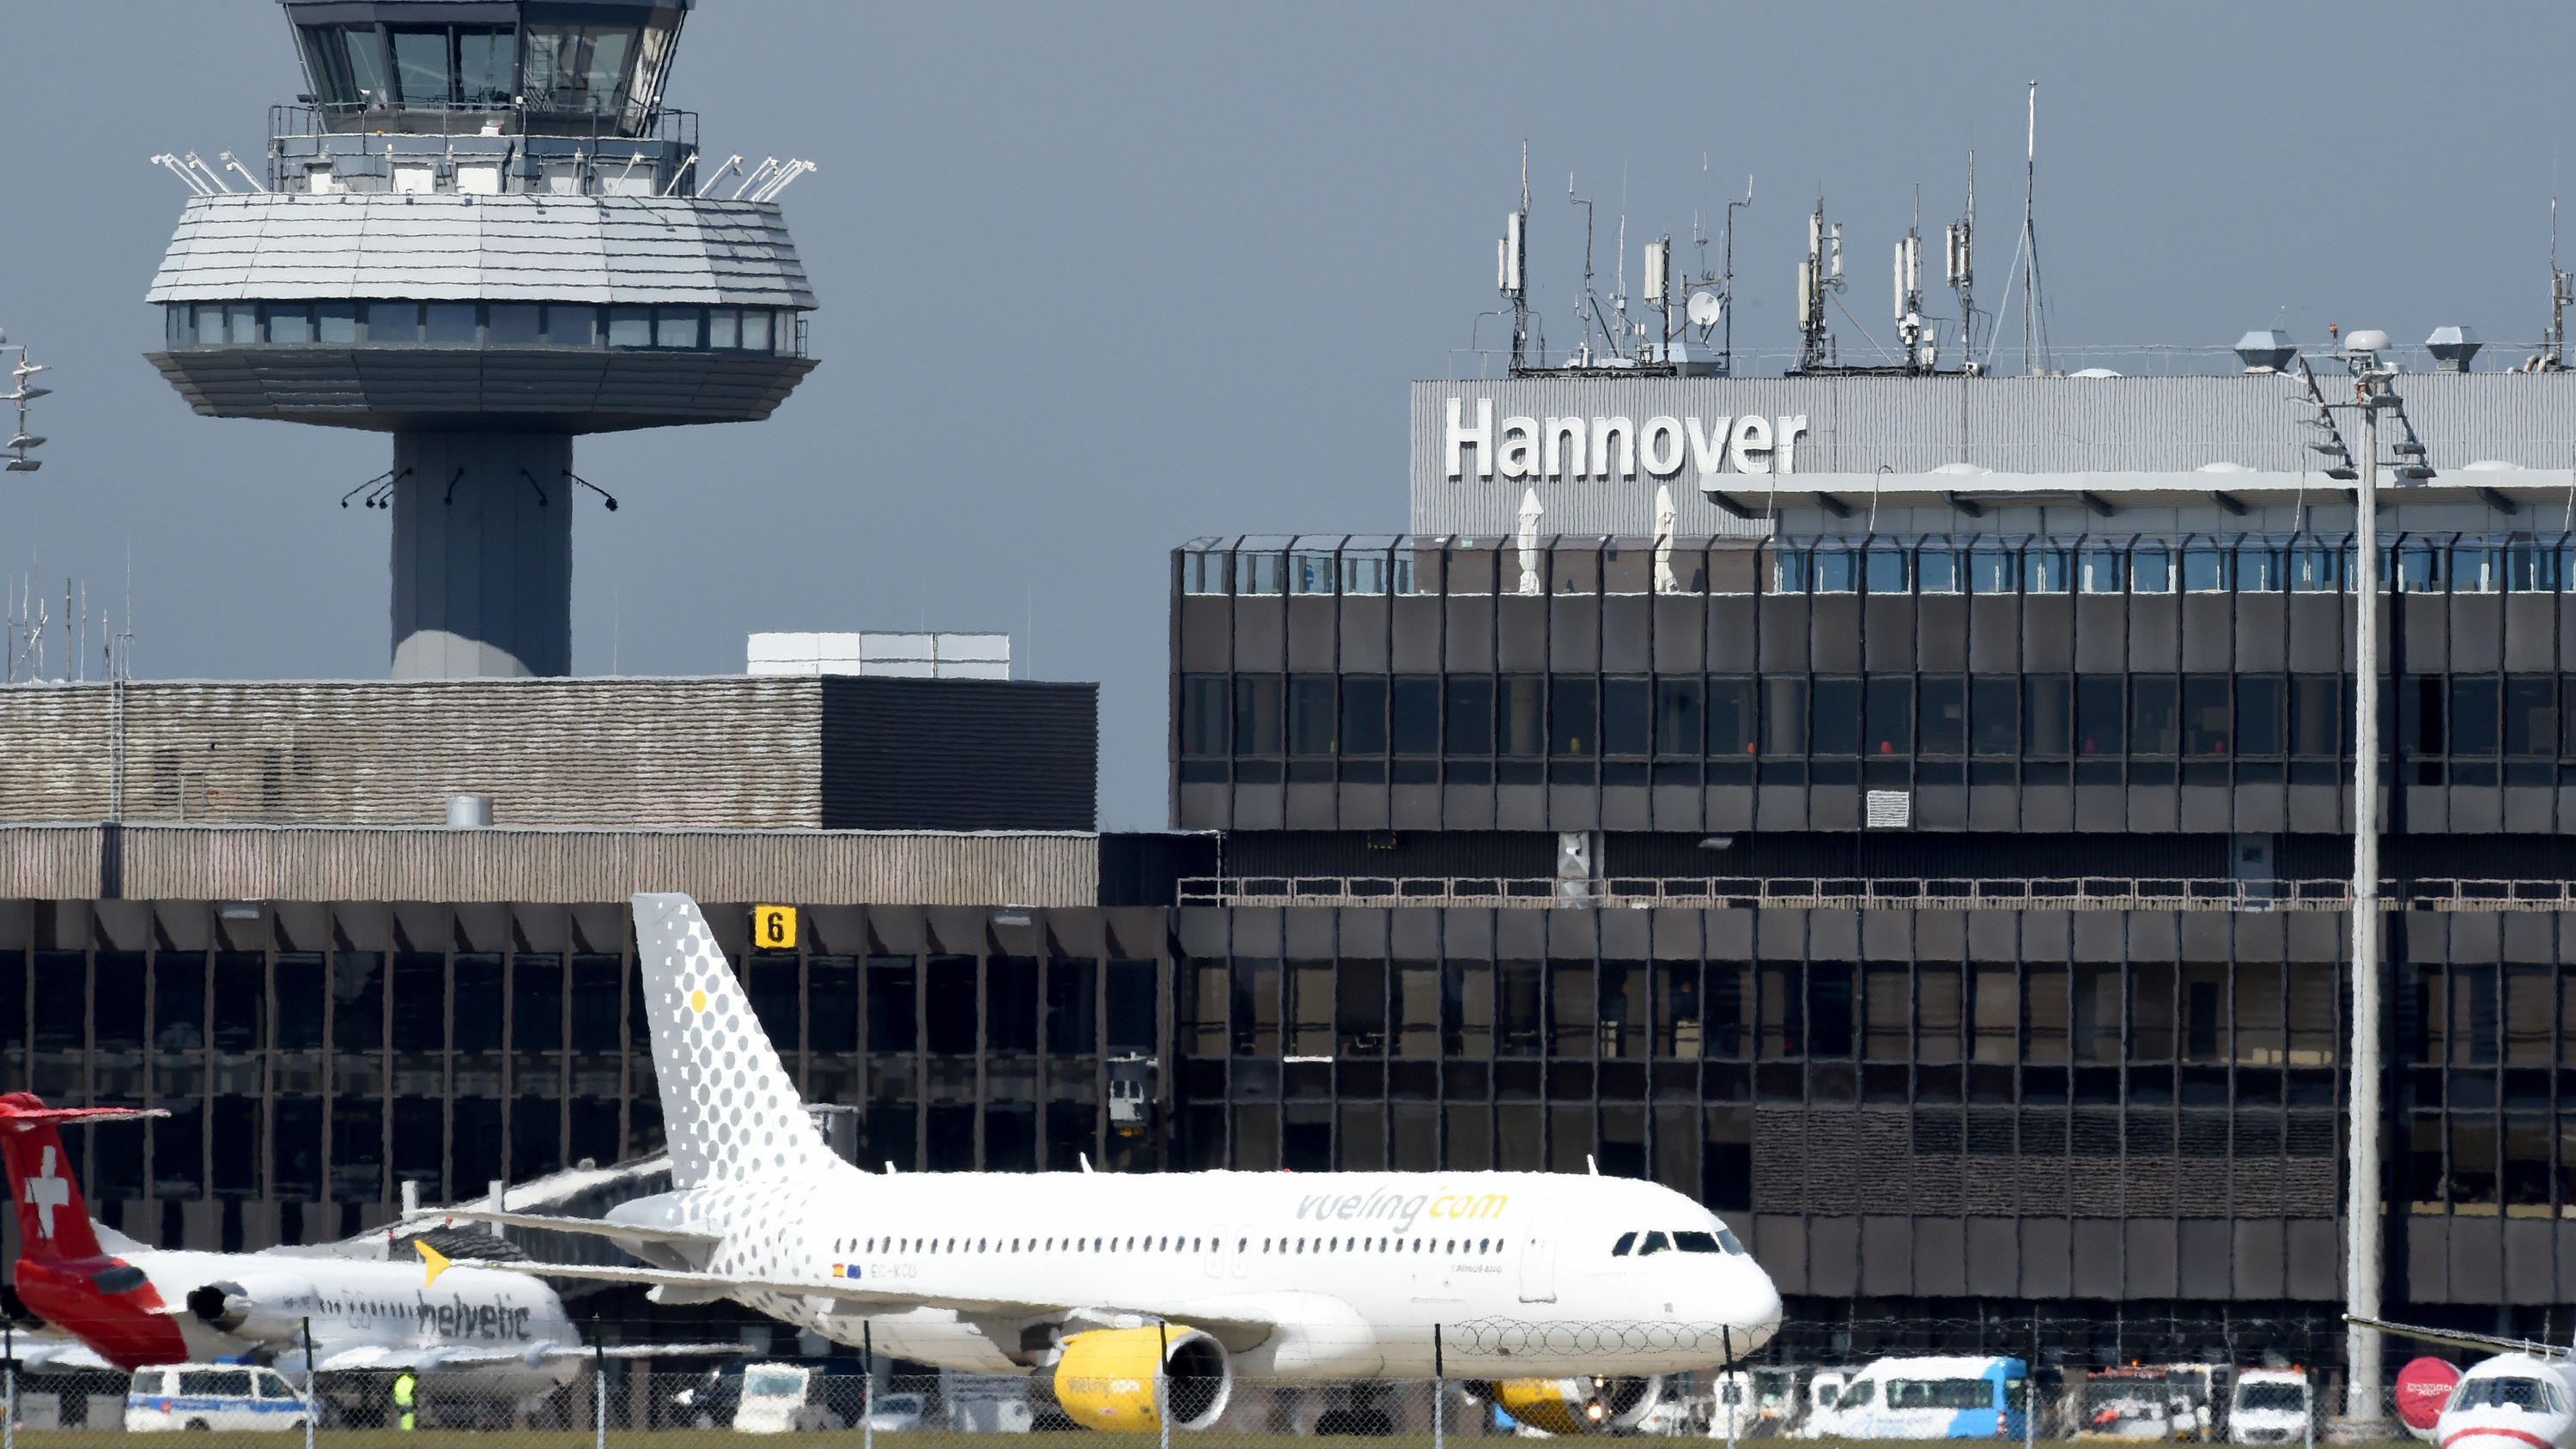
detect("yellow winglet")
[416,1239,453,1288]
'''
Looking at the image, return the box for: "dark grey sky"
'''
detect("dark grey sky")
[0,3,2567,828]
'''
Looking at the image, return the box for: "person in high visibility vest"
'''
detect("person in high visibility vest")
[392,1371,418,1431]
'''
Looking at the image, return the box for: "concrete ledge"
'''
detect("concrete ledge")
[0,823,1097,906]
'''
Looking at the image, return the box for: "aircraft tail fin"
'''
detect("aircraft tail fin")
[0,1094,163,1261]
[631,894,830,1189]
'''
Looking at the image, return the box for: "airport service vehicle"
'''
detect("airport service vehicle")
[0,1093,731,1410]
[865,1392,927,1432]
[2081,1366,2203,1440]
[2353,1317,2576,1449]
[125,1363,312,1432]
[1799,1356,2028,1440]
[448,893,1785,1434]
[1804,1367,1865,1427]
[2226,1370,2311,1445]
[732,1362,847,1434]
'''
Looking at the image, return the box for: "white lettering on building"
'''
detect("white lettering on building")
[1445,397,1810,487]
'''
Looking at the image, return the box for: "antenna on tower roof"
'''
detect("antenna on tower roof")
[1568,173,1607,365]
[2531,198,2572,373]
[1498,142,1532,372]
[1946,152,1978,373]
[1979,82,2051,376]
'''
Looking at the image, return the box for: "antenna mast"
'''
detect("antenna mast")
[1722,177,1752,376]
[1499,143,1530,372]
[1568,175,1607,364]
[1795,197,1844,373]
[1946,153,1978,372]
[2017,81,2050,374]
[2538,199,2571,373]
[1895,185,1929,373]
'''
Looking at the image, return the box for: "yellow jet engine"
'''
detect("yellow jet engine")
[1481,1375,1664,1434]
[1050,1325,1233,1432]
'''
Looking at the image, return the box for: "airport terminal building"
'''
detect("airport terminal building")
[7,360,2576,1370]
[1159,365,2576,1365]
[24,0,2576,1367]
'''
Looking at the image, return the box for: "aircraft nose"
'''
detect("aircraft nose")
[1728,1259,1784,1355]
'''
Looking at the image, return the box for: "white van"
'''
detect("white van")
[2227,1370,2312,1444]
[125,1364,312,1433]
[734,1363,838,1434]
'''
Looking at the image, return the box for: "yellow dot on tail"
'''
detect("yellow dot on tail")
[690,989,708,1013]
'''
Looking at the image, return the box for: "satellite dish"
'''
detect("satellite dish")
[1686,291,1724,328]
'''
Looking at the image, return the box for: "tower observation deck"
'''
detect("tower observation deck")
[143,0,817,678]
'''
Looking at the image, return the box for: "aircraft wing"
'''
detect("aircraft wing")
[314,1344,536,1373]
[7,1339,117,1372]
[313,1341,750,1373]
[406,1210,718,1249]
[2347,1313,2572,1361]
[479,1260,1308,1353]
[467,1258,1055,1319]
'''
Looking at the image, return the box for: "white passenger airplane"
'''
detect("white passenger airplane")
[0,1094,727,1408]
[429,893,1784,1432]
[2349,1315,2576,1449]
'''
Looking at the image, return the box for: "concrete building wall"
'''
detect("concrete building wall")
[0,676,1097,831]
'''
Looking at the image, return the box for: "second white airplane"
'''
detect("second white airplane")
[434,893,1784,1431]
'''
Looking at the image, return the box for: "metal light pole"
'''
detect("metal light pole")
[2342,359,2387,1425]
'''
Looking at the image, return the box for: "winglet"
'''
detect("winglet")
[1079,1153,1093,1174]
[416,1239,453,1288]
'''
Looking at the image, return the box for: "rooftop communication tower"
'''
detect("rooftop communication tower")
[1794,199,1844,373]
[144,0,818,678]
[1944,155,1978,371]
[1893,192,1929,371]
[1498,145,1531,372]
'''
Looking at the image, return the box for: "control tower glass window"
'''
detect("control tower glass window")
[526,23,639,119]
[301,25,398,111]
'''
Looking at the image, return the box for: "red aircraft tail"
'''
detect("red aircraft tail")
[0,1094,162,1262]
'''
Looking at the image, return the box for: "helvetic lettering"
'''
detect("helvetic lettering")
[1727,415,1774,476]
[1444,398,1807,482]
[1543,417,1587,477]
[1446,398,1493,480]
[1498,417,1539,478]
[1641,417,1686,477]
[1589,417,1633,480]
[1687,416,1732,480]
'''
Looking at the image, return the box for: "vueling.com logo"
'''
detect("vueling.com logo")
[1293,1187,1506,1234]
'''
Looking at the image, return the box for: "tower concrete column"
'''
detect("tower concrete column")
[389,431,574,678]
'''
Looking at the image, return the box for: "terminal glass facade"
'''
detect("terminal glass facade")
[0,901,1168,1255]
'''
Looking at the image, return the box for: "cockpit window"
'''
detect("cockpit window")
[1611,1232,1637,1257]
[2453,1378,2561,1413]
[1674,1231,1721,1253]
[1637,1230,1671,1256]
[1716,1227,1747,1255]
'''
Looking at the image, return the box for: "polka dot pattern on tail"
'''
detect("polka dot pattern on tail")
[632,893,826,1190]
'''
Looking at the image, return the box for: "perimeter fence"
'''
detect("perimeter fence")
[0,1358,2444,1443]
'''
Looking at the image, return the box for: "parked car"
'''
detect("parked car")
[125,1364,312,1433]
[866,1392,927,1433]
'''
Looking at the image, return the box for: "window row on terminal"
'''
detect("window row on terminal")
[1181,672,2576,778]
[1179,535,2576,598]
[161,300,804,355]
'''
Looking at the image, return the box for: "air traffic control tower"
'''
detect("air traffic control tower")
[144,1,816,677]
